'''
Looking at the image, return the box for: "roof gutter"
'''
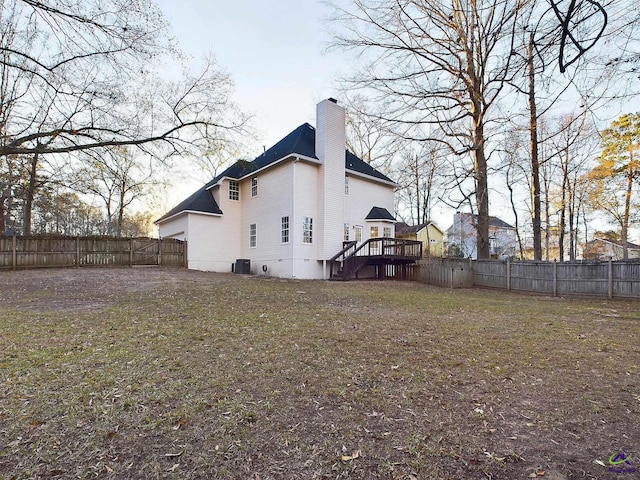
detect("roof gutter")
[206,154,321,191]
[346,168,397,188]
[155,209,223,225]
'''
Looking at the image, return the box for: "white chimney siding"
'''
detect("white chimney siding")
[316,99,347,260]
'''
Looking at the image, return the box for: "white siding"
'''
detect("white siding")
[159,211,241,272]
[345,174,395,242]
[187,214,238,271]
[292,161,322,278]
[158,214,188,241]
[239,161,295,274]
[316,99,346,259]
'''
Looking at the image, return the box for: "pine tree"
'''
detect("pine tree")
[589,113,640,259]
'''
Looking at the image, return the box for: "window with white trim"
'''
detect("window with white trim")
[281,216,289,244]
[302,217,313,244]
[251,176,258,197]
[370,226,379,238]
[249,223,256,248]
[345,175,349,195]
[383,226,392,238]
[344,223,350,242]
[229,180,239,200]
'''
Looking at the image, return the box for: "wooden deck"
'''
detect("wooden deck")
[329,238,422,281]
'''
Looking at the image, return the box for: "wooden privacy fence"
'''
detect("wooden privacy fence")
[0,235,186,270]
[410,257,640,299]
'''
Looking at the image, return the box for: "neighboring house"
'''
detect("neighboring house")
[155,99,397,279]
[445,212,517,259]
[583,238,640,260]
[395,222,444,257]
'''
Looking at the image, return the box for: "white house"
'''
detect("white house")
[156,99,397,279]
[445,212,517,259]
[583,237,640,260]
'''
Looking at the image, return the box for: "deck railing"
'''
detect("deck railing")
[330,238,422,280]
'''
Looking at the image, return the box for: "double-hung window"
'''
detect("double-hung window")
[249,223,257,248]
[281,216,289,244]
[229,180,239,200]
[302,217,313,244]
[251,176,258,197]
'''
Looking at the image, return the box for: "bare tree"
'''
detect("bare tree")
[0,0,246,158]
[73,147,155,236]
[331,0,532,258]
[343,94,408,174]
[394,140,447,226]
[1,0,247,235]
[546,113,598,260]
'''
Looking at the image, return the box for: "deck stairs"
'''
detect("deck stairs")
[329,238,422,281]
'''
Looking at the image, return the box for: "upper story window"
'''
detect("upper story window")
[370,226,379,238]
[383,226,392,238]
[345,175,349,195]
[229,180,239,201]
[251,176,258,197]
[302,217,313,244]
[281,216,289,244]
[344,223,350,242]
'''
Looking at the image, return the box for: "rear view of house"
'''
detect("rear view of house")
[156,99,398,279]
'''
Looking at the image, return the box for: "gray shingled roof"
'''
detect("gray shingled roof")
[157,123,394,223]
[365,206,396,221]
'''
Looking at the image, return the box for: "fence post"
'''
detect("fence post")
[553,260,558,297]
[506,258,511,291]
[12,234,16,270]
[157,239,162,266]
[76,236,80,267]
[608,257,613,300]
[129,237,134,267]
[183,241,188,268]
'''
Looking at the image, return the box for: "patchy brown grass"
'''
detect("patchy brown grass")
[0,267,638,479]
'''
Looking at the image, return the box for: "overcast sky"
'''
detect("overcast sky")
[156,0,346,149]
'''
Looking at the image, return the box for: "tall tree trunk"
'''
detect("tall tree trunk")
[568,178,576,261]
[0,195,5,235]
[117,188,125,237]
[507,180,524,259]
[23,153,38,235]
[473,116,490,259]
[528,34,542,261]
[621,156,633,259]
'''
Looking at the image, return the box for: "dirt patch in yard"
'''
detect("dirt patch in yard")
[0,267,639,479]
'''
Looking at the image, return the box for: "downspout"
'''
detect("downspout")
[292,158,297,278]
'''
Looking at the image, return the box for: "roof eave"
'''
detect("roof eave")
[155,210,223,225]
[206,154,321,191]
[346,168,397,187]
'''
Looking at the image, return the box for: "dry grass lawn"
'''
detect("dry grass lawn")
[0,267,639,479]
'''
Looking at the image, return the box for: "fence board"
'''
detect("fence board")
[0,235,185,270]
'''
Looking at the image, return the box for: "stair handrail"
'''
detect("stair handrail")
[329,241,357,263]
